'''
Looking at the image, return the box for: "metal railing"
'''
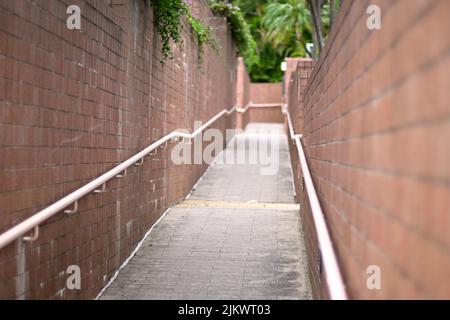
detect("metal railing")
[0,106,236,251]
[238,102,347,299]
[0,102,347,300]
[283,106,348,300]
[236,102,283,113]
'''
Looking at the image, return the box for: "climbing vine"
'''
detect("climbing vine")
[150,0,216,61]
[209,1,258,70]
[186,12,218,58]
[150,0,188,60]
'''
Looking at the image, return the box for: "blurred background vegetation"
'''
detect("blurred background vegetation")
[150,0,340,83]
[230,0,340,82]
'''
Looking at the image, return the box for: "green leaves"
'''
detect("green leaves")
[263,0,312,58]
[232,0,335,81]
[186,13,218,58]
[149,0,335,78]
[150,0,217,62]
[150,0,189,60]
[209,1,258,71]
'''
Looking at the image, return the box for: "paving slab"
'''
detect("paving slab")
[99,123,312,300]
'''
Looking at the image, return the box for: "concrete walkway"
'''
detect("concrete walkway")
[99,124,312,300]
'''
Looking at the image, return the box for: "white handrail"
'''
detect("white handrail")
[0,106,236,250]
[282,105,348,300]
[234,100,347,299]
[236,102,284,113]
[236,102,252,113]
[246,102,284,108]
[0,102,347,300]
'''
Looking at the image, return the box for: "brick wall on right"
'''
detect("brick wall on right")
[288,0,450,299]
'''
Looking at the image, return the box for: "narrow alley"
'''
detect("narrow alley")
[1,0,449,303]
[99,124,312,300]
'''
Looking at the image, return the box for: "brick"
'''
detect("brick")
[0,0,238,299]
[288,0,450,299]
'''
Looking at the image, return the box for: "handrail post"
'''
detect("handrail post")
[134,158,144,166]
[116,168,127,178]
[64,201,78,215]
[23,225,39,242]
[94,183,106,193]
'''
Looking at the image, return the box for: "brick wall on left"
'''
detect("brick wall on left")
[0,0,238,299]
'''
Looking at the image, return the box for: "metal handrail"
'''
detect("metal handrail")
[0,106,237,250]
[282,106,348,300]
[246,102,284,108]
[231,100,347,299]
[236,102,284,113]
[0,102,347,300]
[236,102,252,113]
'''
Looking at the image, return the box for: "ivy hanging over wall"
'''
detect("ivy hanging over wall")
[209,1,258,70]
[149,0,188,60]
[186,13,218,57]
[149,0,217,61]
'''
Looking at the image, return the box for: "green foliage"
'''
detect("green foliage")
[209,1,258,72]
[233,0,288,82]
[150,0,216,61]
[150,0,189,60]
[232,0,332,82]
[149,0,333,80]
[186,13,218,58]
[263,0,312,57]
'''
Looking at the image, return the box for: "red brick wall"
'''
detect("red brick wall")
[247,83,283,125]
[0,0,237,299]
[236,57,250,129]
[287,59,314,139]
[288,0,450,299]
[247,106,284,124]
[236,67,284,129]
[250,83,282,104]
[284,58,310,102]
